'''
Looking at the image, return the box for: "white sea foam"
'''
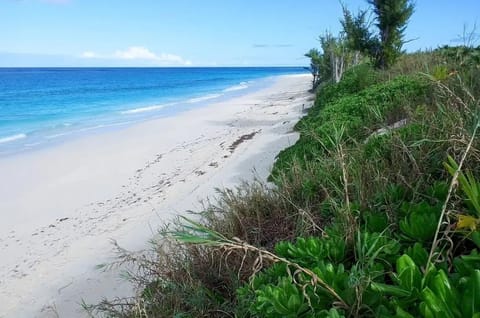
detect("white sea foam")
[0,133,27,144]
[45,132,72,139]
[223,82,249,92]
[45,121,134,139]
[121,103,171,115]
[121,86,246,116]
[25,142,42,147]
[187,93,223,103]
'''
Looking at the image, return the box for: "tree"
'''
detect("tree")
[305,48,322,88]
[341,0,414,69]
[320,32,348,83]
[305,32,358,88]
[341,5,373,65]
[368,0,414,68]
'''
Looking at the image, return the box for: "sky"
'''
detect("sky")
[1,0,479,67]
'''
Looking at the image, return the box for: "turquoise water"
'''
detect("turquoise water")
[0,67,307,155]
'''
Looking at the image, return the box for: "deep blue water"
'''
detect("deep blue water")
[0,67,307,155]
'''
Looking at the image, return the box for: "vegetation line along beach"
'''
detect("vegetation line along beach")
[86,1,480,317]
[2,0,480,317]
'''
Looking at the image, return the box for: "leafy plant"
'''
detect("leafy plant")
[399,202,441,242]
[445,155,480,217]
[342,0,415,69]
[404,243,429,268]
[253,276,310,317]
[275,236,346,266]
[445,156,480,248]
[372,253,480,317]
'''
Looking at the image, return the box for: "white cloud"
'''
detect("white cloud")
[114,46,157,60]
[81,46,192,66]
[81,51,97,58]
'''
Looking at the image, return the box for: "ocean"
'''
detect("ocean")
[0,67,307,156]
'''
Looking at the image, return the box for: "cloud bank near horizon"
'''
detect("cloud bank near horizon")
[81,46,192,66]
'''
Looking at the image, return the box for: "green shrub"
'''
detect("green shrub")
[315,64,379,110]
[399,202,442,242]
[275,236,347,266]
[371,254,480,317]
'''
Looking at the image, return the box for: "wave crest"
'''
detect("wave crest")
[0,133,26,144]
[121,104,170,115]
[223,82,249,92]
[186,93,223,103]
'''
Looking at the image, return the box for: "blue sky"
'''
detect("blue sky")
[1,0,479,67]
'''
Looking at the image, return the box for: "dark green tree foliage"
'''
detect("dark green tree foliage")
[368,0,414,68]
[342,0,414,69]
[305,48,322,88]
[305,32,356,88]
[341,6,373,64]
[320,32,348,83]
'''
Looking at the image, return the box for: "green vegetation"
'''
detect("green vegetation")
[305,48,322,88]
[365,0,415,68]
[87,3,480,318]
[306,0,415,87]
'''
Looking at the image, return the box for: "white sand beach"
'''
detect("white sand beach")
[0,74,312,317]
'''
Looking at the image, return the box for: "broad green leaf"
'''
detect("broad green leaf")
[462,270,480,317]
[420,302,435,318]
[405,243,429,268]
[472,231,480,249]
[370,282,410,297]
[397,254,422,292]
[395,306,416,318]
[428,270,460,316]
[421,287,454,318]
[325,308,344,318]
[287,294,300,312]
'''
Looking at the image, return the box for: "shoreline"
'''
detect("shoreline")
[0,69,308,158]
[0,74,312,317]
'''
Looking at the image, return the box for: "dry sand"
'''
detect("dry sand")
[0,74,312,317]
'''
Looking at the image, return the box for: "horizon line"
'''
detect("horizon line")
[0,65,309,69]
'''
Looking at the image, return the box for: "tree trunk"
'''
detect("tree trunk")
[333,54,345,83]
[354,51,360,65]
